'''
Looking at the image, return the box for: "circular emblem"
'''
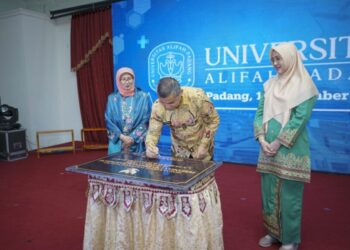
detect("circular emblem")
[148,41,195,91]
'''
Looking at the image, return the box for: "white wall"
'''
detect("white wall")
[0,8,83,150]
[0,0,106,16]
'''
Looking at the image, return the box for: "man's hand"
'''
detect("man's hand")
[146,147,159,159]
[194,143,208,160]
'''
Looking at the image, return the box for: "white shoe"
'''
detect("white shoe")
[258,234,279,247]
[279,243,298,250]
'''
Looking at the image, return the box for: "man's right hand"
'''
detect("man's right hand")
[146,148,159,159]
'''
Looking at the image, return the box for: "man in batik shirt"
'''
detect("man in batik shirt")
[146,77,219,161]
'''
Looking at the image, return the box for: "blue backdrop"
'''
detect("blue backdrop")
[112,0,350,174]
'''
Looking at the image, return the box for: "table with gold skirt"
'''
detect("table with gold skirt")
[67,152,224,250]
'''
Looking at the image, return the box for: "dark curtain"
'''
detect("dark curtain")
[71,8,113,144]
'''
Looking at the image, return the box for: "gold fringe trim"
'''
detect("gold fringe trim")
[72,32,112,72]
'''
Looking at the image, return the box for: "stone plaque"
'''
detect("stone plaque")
[66,152,222,191]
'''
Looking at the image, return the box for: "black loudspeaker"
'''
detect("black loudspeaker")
[0,104,21,130]
[0,129,28,161]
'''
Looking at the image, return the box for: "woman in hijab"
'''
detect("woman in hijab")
[254,43,319,250]
[105,67,151,154]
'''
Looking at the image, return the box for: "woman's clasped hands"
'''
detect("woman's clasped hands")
[259,136,281,157]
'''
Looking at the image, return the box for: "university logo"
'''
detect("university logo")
[148,41,195,91]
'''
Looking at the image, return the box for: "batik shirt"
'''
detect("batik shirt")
[254,90,317,183]
[146,87,220,161]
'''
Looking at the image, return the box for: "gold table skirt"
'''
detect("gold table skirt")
[83,176,224,250]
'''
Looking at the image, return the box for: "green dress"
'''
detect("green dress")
[254,90,317,244]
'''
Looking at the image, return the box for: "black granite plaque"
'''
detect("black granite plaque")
[66,152,222,191]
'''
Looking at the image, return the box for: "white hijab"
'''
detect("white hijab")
[263,42,319,127]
